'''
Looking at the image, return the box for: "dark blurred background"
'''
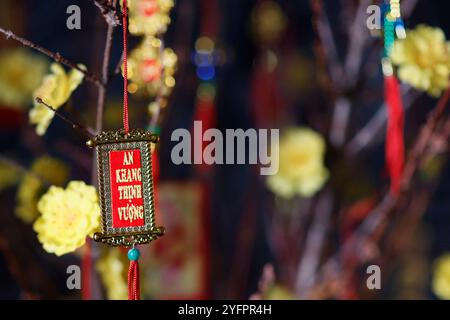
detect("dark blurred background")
[1,0,450,300]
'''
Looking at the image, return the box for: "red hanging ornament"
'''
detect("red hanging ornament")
[87,0,164,300]
[382,1,405,197]
[383,68,404,196]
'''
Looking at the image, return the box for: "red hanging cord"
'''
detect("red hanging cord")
[123,0,139,300]
[123,0,129,133]
[384,74,404,196]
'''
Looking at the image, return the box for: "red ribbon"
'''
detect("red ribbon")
[128,260,140,300]
[384,75,404,196]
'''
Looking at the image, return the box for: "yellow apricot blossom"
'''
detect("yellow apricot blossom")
[391,24,450,97]
[265,285,295,300]
[96,247,128,300]
[33,181,100,256]
[127,0,174,36]
[16,174,42,223]
[266,127,328,199]
[15,156,69,223]
[29,63,85,135]
[432,253,450,299]
[127,36,177,96]
[0,48,48,108]
[0,162,20,192]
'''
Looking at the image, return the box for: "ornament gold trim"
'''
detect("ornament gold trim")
[86,128,159,148]
[93,227,165,246]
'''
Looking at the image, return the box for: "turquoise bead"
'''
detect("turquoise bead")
[128,248,140,261]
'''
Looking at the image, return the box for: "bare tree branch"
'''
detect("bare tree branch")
[310,85,450,298]
[346,86,420,156]
[88,0,122,26]
[95,14,116,134]
[0,27,103,87]
[343,0,372,87]
[310,0,345,89]
[35,97,96,138]
[401,87,450,188]
[295,189,333,297]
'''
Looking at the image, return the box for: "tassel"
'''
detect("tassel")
[384,74,404,196]
[127,247,141,300]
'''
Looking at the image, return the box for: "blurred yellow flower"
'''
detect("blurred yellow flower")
[127,0,174,36]
[432,253,450,299]
[33,181,100,256]
[96,247,128,300]
[252,1,286,45]
[15,156,69,223]
[266,127,328,198]
[0,162,20,192]
[29,63,85,135]
[0,48,48,108]
[127,36,177,97]
[265,285,295,300]
[250,284,295,300]
[16,175,42,223]
[391,24,450,97]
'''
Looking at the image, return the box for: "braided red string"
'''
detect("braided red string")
[124,2,138,299]
[123,0,129,133]
[128,260,140,300]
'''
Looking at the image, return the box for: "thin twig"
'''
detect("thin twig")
[401,86,450,188]
[295,190,333,297]
[249,264,276,300]
[346,86,420,156]
[310,0,345,89]
[329,0,372,147]
[86,0,119,301]
[0,26,103,87]
[35,98,96,138]
[343,0,372,88]
[89,0,122,25]
[310,193,396,298]
[329,97,351,147]
[95,0,117,134]
[438,112,450,142]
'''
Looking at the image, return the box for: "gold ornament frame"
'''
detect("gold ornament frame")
[87,128,164,246]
